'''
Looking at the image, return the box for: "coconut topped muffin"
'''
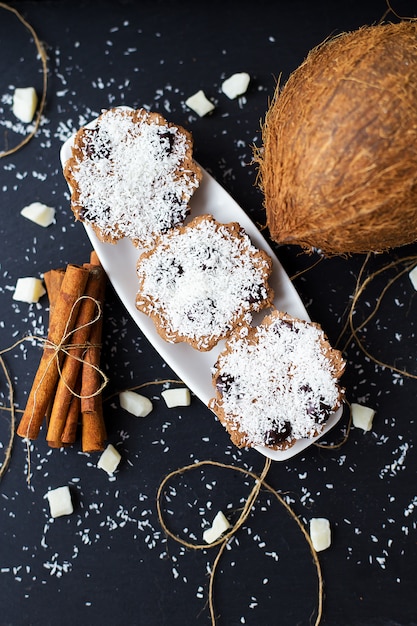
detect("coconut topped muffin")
[209,310,345,449]
[135,214,274,351]
[63,107,202,247]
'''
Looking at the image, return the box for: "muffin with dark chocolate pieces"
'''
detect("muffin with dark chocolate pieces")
[63,107,202,247]
[135,214,274,351]
[209,309,345,450]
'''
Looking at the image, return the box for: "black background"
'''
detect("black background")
[1,1,417,625]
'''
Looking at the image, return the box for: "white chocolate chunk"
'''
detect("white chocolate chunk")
[119,390,153,417]
[161,387,191,408]
[203,510,231,544]
[351,402,376,432]
[97,444,121,475]
[12,87,38,123]
[310,517,331,552]
[185,90,215,116]
[21,201,56,227]
[409,265,417,291]
[13,277,46,303]
[46,486,73,518]
[221,72,250,99]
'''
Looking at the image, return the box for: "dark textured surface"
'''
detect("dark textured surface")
[1,1,417,625]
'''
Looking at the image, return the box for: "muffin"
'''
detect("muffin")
[63,107,202,247]
[209,309,345,449]
[135,214,274,351]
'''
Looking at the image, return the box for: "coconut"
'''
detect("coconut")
[256,21,417,256]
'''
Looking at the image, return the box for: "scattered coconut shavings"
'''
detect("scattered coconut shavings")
[379,442,410,479]
[404,495,417,517]
[43,553,73,577]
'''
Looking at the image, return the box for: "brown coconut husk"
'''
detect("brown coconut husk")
[256,21,417,256]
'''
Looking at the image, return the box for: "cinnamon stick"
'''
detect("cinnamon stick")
[17,264,90,440]
[82,405,107,453]
[81,251,107,452]
[46,264,105,445]
[43,268,65,312]
[61,382,81,444]
[89,249,101,267]
[43,267,66,435]
[81,258,106,415]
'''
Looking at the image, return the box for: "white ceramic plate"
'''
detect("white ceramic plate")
[60,112,343,461]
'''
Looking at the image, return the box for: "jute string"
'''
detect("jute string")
[0,1,48,474]
[106,379,324,623]
[155,458,324,626]
[314,400,352,450]
[0,2,48,157]
[336,252,417,378]
[0,350,15,481]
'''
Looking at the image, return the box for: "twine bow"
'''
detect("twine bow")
[43,295,109,400]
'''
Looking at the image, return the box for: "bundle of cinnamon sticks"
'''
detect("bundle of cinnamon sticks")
[16,251,108,452]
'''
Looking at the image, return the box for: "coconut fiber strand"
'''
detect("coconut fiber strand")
[257,21,417,256]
